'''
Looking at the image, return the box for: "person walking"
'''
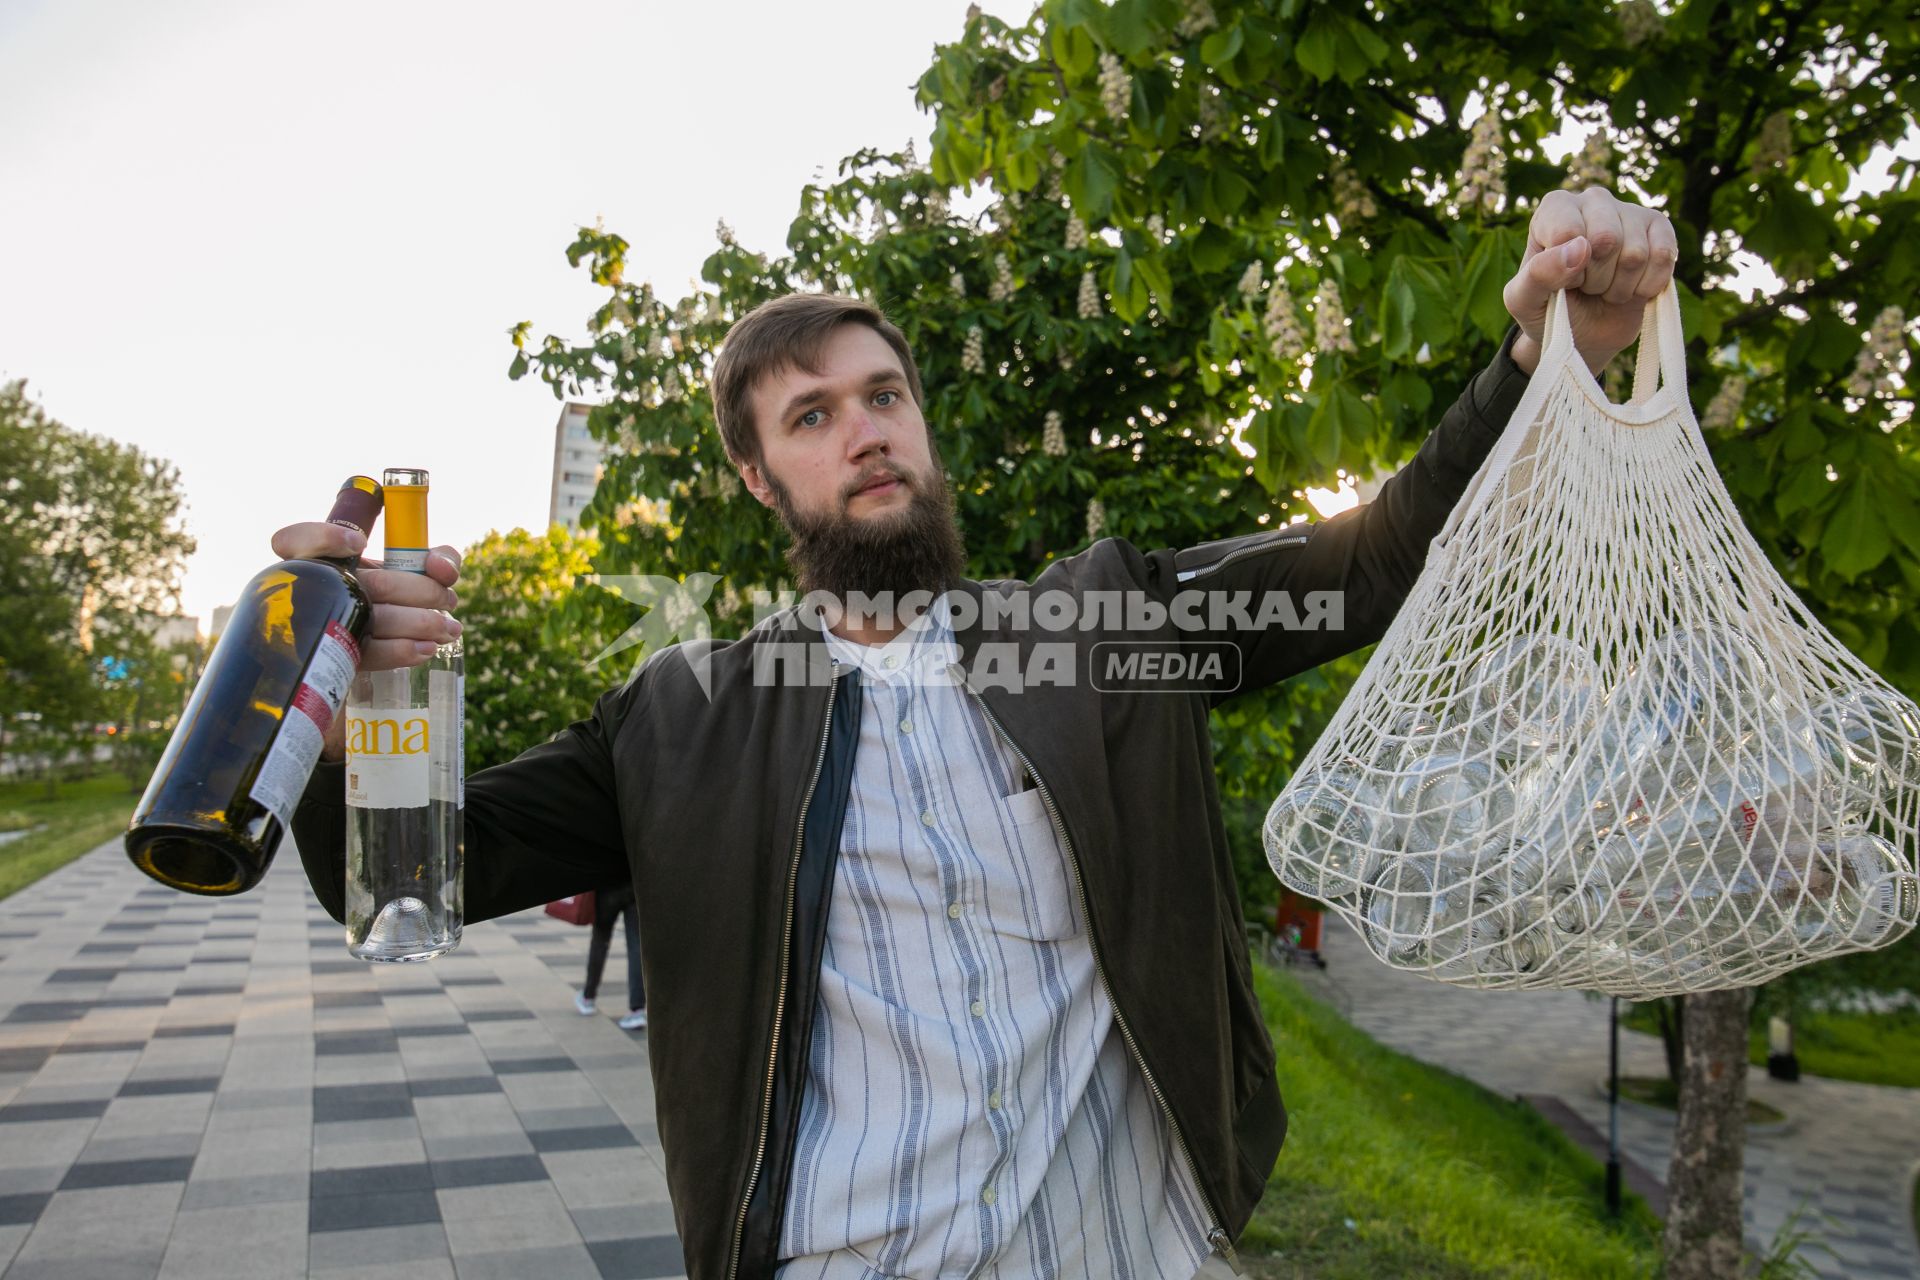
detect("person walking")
[281,186,1676,1278]
[574,880,646,1030]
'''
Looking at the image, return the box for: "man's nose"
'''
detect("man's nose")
[845,407,888,457]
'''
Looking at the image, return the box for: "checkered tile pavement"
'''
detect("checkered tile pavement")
[0,836,683,1280]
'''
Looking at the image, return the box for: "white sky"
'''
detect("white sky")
[3,3,1911,627]
[0,0,1028,625]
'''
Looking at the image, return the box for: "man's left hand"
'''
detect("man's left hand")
[1504,188,1680,377]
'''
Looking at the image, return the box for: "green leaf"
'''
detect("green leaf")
[1134,251,1174,318]
[1205,165,1253,219]
[1777,406,1824,463]
[1256,114,1287,169]
[1052,24,1095,78]
[1065,143,1120,221]
[1107,0,1156,57]
[1200,22,1244,64]
[1188,223,1235,273]
[1380,258,1420,361]
[1458,227,1520,343]
[1821,476,1892,578]
[1295,16,1338,81]
[1774,458,1833,520]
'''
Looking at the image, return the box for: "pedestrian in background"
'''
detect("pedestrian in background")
[574,880,645,1030]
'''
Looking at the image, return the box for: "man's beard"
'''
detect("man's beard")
[765,459,969,610]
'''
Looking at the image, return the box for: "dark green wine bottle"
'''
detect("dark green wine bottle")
[126,478,384,895]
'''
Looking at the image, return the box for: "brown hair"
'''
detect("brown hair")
[710,293,926,468]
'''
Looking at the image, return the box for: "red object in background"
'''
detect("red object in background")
[1273,891,1323,951]
[545,893,596,926]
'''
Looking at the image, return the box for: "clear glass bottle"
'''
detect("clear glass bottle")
[1264,762,1382,902]
[342,468,463,961]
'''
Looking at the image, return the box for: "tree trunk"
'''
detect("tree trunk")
[1663,988,1752,1280]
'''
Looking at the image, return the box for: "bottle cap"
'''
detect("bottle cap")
[327,476,384,537]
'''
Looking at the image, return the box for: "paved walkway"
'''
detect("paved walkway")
[2,839,1913,1278]
[0,838,683,1280]
[1289,917,1920,1280]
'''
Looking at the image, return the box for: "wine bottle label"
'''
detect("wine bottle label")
[429,669,464,804]
[345,708,432,809]
[248,622,360,829]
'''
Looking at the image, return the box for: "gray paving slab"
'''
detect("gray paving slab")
[1288,916,1920,1280]
[0,838,677,1280]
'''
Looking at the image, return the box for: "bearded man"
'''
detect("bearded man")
[280,186,1678,1278]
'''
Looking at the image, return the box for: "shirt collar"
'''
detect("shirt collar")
[823,591,962,682]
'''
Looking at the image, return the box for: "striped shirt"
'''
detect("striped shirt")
[777,597,1213,1278]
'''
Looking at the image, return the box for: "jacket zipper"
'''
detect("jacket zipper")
[1174,528,1310,583]
[962,683,1243,1273]
[726,665,843,1280]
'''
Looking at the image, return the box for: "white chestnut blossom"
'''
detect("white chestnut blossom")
[1077,270,1103,320]
[1458,110,1508,216]
[1147,213,1167,243]
[1751,110,1792,173]
[961,324,987,375]
[950,271,967,297]
[1085,497,1106,541]
[1567,128,1613,190]
[1332,159,1377,225]
[989,253,1016,302]
[1701,374,1747,431]
[1175,0,1218,39]
[1237,261,1264,300]
[1042,410,1067,456]
[1847,305,1907,398]
[1098,52,1132,123]
[1615,0,1663,47]
[1064,213,1088,251]
[1264,284,1307,362]
[924,189,950,220]
[661,368,684,401]
[1197,89,1229,142]
[1313,279,1356,355]
[716,219,737,247]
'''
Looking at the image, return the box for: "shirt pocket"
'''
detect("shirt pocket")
[974,787,1081,942]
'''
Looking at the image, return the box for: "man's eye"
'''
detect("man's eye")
[797,409,825,428]
[873,389,900,407]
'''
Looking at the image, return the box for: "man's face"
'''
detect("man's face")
[738,323,937,528]
[735,323,968,606]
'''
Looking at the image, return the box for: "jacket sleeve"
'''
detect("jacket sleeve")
[1139,326,1532,704]
[291,674,641,926]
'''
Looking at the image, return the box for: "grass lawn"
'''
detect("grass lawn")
[0,773,137,901]
[1620,1001,1920,1089]
[1242,963,1663,1279]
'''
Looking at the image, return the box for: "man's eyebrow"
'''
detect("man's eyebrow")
[779,368,907,424]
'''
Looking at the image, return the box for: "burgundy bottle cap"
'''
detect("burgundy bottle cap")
[327,476,384,537]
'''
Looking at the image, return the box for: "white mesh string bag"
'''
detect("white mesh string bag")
[1263,285,1920,998]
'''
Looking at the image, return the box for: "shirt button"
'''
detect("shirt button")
[920,810,935,827]
[970,1000,985,1018]
[981,1186,996,1206]
[946,902,962,919]
[987,1089,1001,1110]
[883,654,899,670]
[899,719,913,734]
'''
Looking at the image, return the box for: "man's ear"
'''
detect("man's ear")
[737,460,776,509]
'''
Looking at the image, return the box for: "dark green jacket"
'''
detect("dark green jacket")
[294,331,1530,1279]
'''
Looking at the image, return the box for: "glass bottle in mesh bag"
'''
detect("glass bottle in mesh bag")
[1461,634,1602,757]
[1599,626,1771,773]
[1265,763,1382,901]
[1389,751,1515,853]
[1808,687,1920,803]
[1773,830,1917,948]
[1360,850,1538,973]
[342,469,464,962]
[1627,726,1833,867]
[1545,829,1748,945]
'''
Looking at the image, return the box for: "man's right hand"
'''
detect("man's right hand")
[270,522,464,760]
